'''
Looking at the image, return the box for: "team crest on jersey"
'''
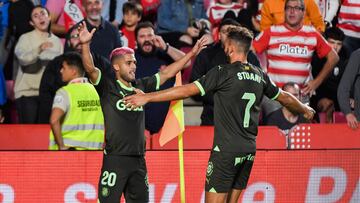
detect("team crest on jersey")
[102,187,110,197]
[206,162,214,177]
[144,174,149,191]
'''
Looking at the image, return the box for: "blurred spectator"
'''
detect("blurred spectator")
[260,0,325,32]
[237,0,261,36]
[157,0,213,48]
[134,21,187,134]
[311,27,348,123]
[32,0,47,5]
[119,1,142,49]
[14,5,63,123]
[46,0,84,38]
[190,19,260,125]
[67,0,122,59]
[264,82,309,134]
[0,108,4,123]
[134,0,160,24]
[337,0,360,54]
[49,52,104,150]
[207,0,243,40]
[0,2,7,109]
[38,24,112,123]
[315,0,340,28]
[253,0,339,116]
[101,0,126,28]
[3,0,34,80]
[0,64,5,107]
[338,48,360,130]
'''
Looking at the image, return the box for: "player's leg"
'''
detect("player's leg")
[229,153,256,203]
[97,154,128,203]
[205,152,237,203]
[205,191,227,203]
[124,156,149,203]
[226,189,242,203]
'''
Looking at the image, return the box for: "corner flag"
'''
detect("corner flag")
[159,72,185,146]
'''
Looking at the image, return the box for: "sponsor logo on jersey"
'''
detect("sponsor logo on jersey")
[116,99,144,111]
[279,44,309,55]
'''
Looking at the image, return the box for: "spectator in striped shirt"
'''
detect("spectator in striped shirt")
[253,0,339,115]
[337,0,360,54]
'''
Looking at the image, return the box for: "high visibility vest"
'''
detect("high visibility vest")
[49,83,104,150]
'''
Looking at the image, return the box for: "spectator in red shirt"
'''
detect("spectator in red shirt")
[119,1,143,49]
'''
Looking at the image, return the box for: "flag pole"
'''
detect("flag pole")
[178,132,186,203]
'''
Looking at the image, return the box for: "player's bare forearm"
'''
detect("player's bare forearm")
[81,43,99,83]
[276,90,315,120]
[158,36,208,85]
[124,83,200,107]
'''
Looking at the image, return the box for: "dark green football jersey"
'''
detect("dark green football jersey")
[195,62,280,153]
[94,69,160,155]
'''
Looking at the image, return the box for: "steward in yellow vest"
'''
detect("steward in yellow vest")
[49,52,104,150]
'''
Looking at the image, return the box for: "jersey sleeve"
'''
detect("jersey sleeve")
[263,72,280,100]
[315,31,332,58]
[193,65,227,96]
[253,28,271,54]
[136,73,161,93]
[90,67,107,97]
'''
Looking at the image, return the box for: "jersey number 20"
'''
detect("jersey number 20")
[242,93,256,128]
[101,171,117,187]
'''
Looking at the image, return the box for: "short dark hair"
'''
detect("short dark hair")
[227,27,254,54]
[324,27,345,41]
[219,18,241,30]
[31,5,50,19]
[282,82,300,92]
[122,1,143,17]
[285,0,305,10]
[135,21,155,38]
[62,52,85,76]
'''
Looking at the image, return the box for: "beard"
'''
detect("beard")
[138,41,156,56]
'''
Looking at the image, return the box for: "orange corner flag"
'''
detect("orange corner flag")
[159,72,185,146]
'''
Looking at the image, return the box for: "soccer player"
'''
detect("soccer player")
[124,26,315,203]
[78,21,207,202]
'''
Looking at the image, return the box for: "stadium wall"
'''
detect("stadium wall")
[0,124,359,202]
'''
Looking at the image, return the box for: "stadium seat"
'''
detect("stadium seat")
[333,111,347,123]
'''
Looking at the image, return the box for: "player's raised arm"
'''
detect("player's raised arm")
[157,36,208,86]
[78,21,99,84]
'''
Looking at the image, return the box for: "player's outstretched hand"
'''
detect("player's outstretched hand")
[78,21,96,45]
[191,36,208,55]
[124,90,148,109]
[303,105,316,121]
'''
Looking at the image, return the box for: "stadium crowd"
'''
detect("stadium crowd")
[0,0,359,132]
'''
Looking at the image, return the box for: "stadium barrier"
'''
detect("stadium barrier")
[0,150,358,202]
[0,124,358,150]
[0,124,359,202]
